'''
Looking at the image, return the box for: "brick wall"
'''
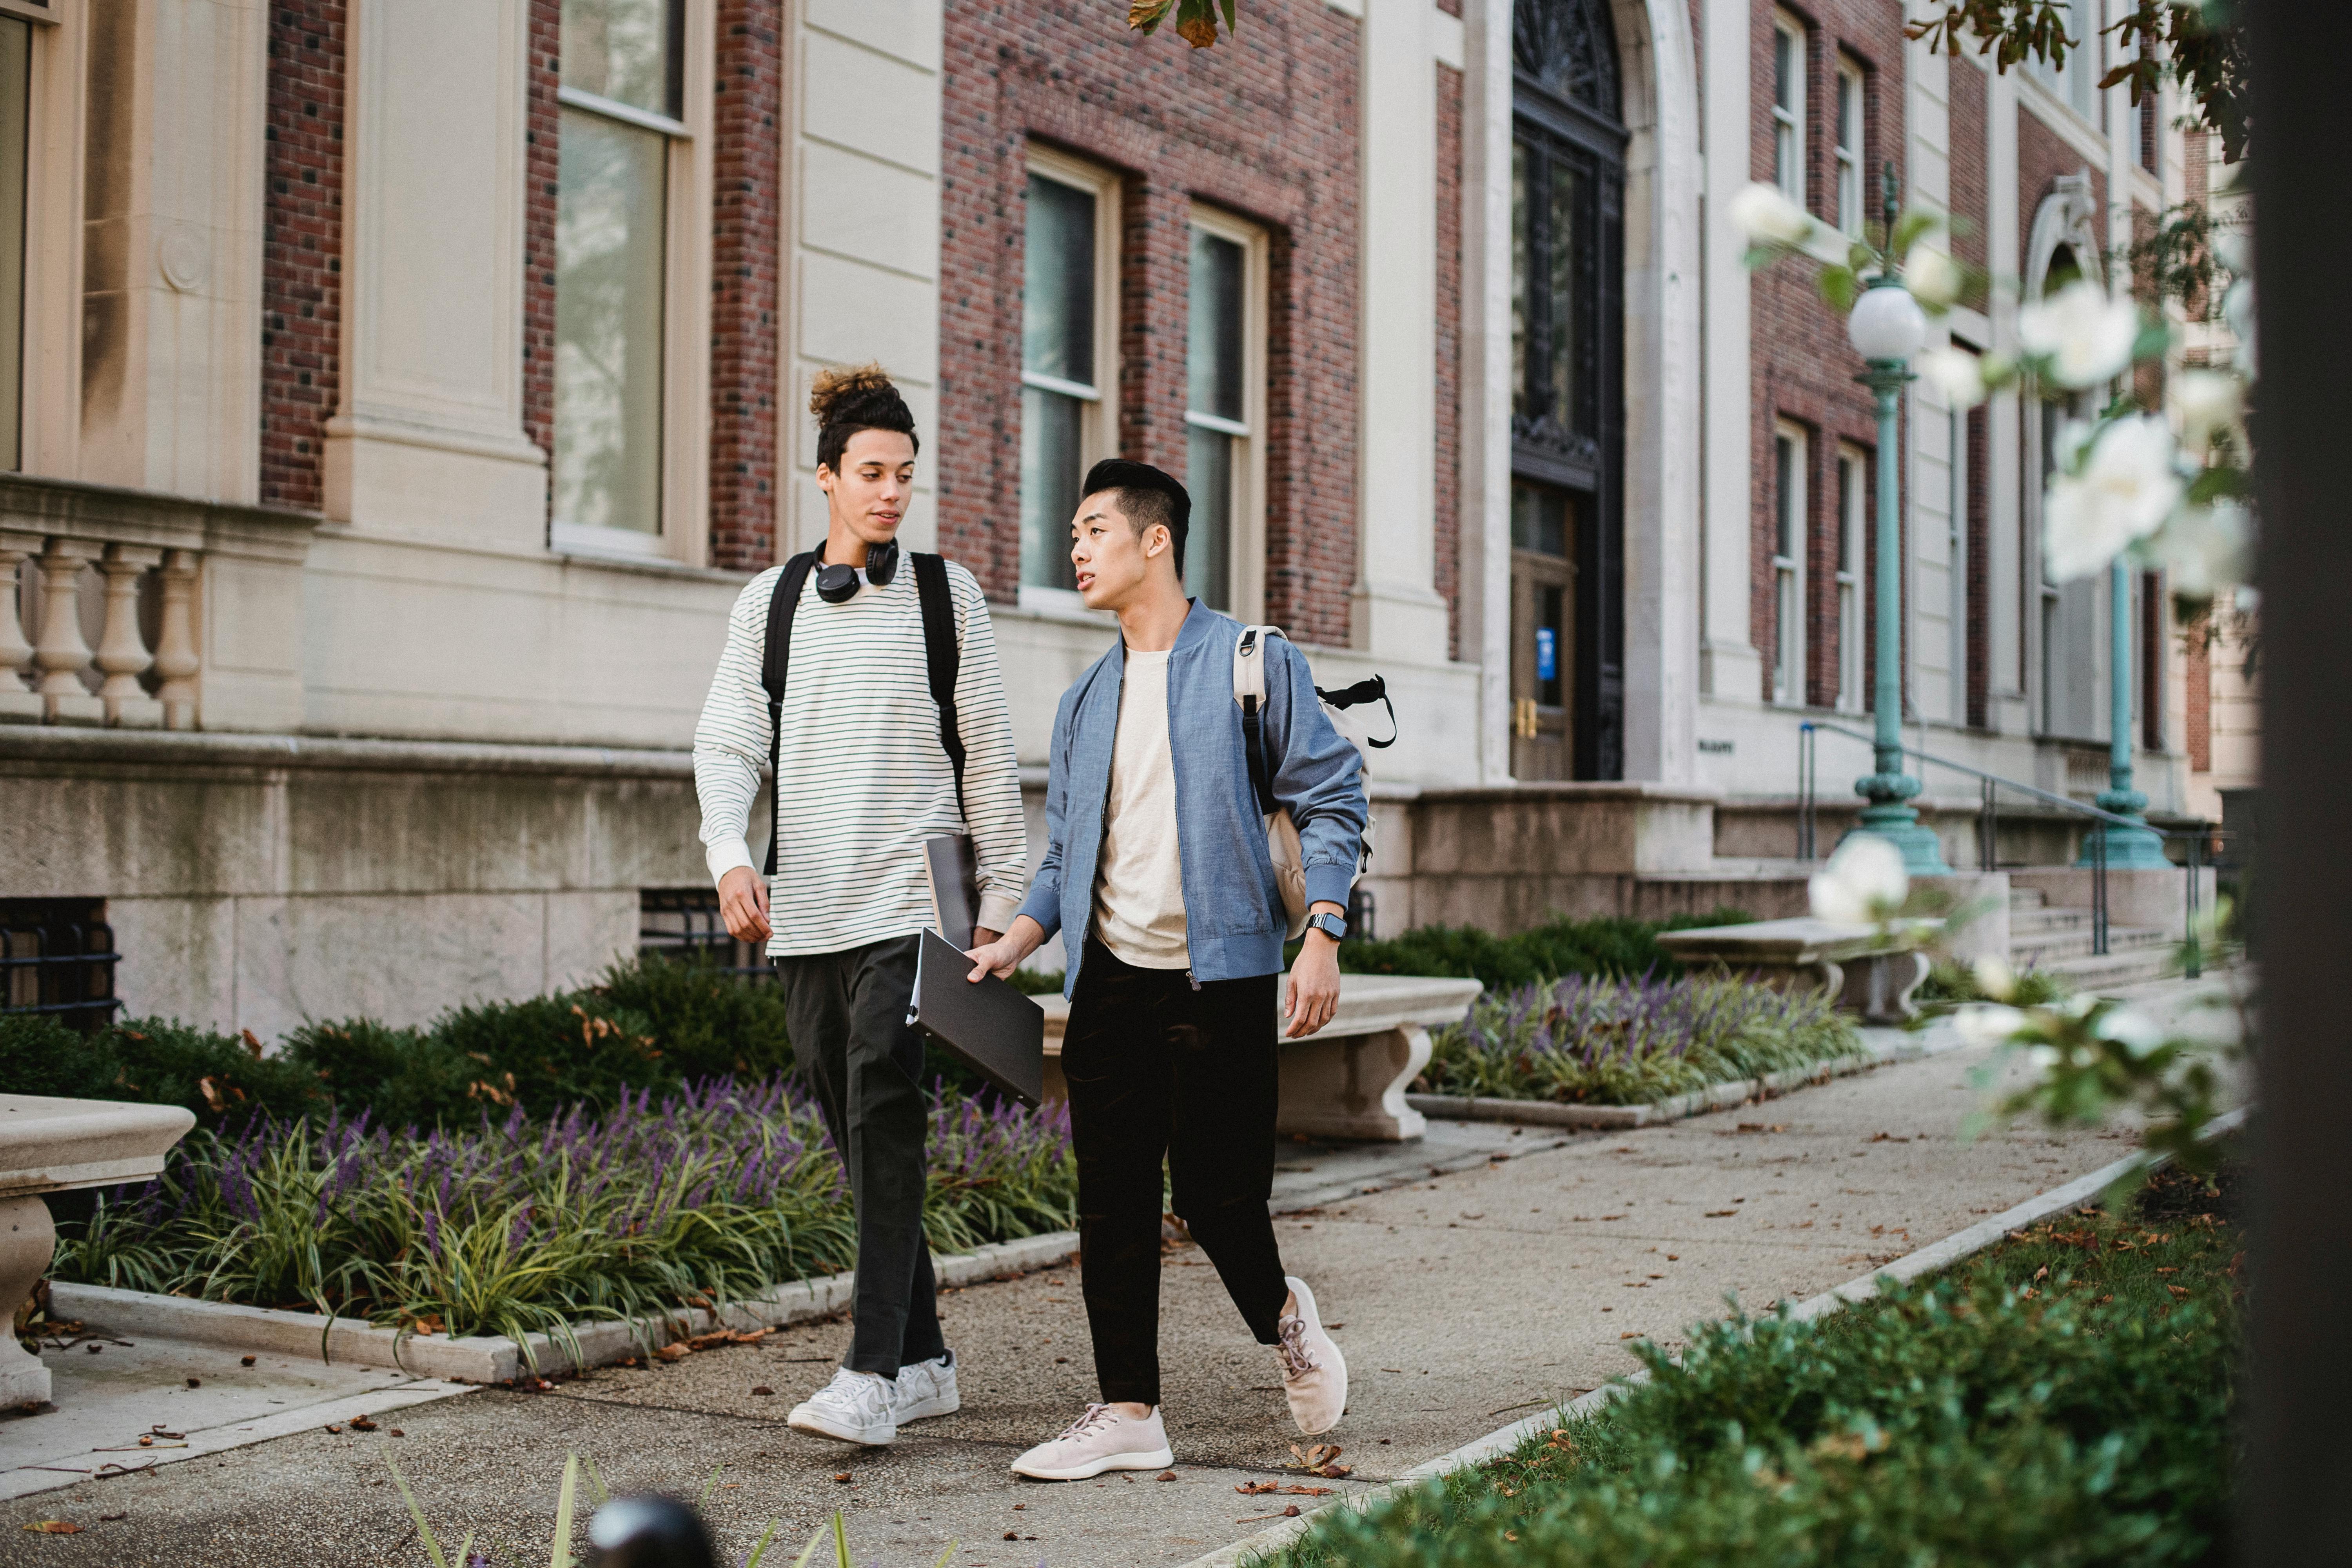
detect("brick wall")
[936,0,1361,643]
[523,0,561,505]
[1435,62,1463,660]
[708,0,783,571]
[1948,54,1986,277]
[1747,0,1909,711]
[259,1,345,512]
[2015,106,2105,279]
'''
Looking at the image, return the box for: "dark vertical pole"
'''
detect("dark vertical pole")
[2245,0,2352,1557]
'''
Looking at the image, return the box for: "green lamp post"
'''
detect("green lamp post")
[2076,559,2172,868]
[1839,167,1950,875]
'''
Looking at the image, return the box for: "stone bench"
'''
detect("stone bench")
[1034,973,1484,1142]
[2,1093,196,1408]
[1654,916,1934,1024]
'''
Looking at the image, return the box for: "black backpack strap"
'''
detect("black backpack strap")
[760,552,817,878]
[911,552,968,821]
[1315,675,1398,749]
[1238,627,1279,818]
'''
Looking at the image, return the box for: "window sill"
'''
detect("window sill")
[1004,586,1116,628]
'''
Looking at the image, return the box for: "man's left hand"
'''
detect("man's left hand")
[1283,906,1345,1039]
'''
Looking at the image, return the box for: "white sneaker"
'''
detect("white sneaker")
[894,1350,960,1423]
[786,1367,898,1446]
[1009,1403,1176,1481]
[1278,1275,1348,1436]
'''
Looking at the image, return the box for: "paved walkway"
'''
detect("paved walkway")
[0,991,2225,1567]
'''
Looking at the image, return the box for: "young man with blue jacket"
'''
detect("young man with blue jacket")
[965,460,1368,1480]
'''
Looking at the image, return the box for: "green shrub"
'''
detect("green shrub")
[0,1012,121,1100]
[0,1011,324,1127]
[1419,973,1863,1105]
[1271,1176,2239,1568]
[1915,957,2071,1009]
[592,951,795,1080]
[1339,910,1753,991]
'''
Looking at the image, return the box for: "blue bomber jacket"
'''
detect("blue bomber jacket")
[1015,600,1369,996]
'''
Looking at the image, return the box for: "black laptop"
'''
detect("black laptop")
[905,928,1047,1108]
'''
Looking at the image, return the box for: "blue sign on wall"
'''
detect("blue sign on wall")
[1535,627,1557,682]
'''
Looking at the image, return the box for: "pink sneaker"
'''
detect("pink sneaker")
[1009,1403,1175,1481]
[1278,1275,1348,1435]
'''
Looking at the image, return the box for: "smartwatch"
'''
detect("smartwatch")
[1304,911,1348,943]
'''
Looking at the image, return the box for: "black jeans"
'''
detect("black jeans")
[773,933,946,1379]
[1063,938,1289,1408]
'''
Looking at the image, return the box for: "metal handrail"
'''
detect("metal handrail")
[1798,720,2221,979]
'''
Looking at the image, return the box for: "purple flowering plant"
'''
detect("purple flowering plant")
[54,1075,1076,1358]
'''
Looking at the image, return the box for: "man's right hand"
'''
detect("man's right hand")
[718,866,773,944]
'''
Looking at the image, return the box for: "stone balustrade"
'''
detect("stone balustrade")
[0,475,318,734]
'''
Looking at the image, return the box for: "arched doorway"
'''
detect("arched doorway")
[1510,0,1627,780]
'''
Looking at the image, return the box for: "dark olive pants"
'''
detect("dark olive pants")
[773,933,945,1379]
[1063,938,1289,1408]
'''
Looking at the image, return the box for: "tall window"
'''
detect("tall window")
[1185,208,1263,613]
[1837,445,1865,711]
[555,0,686,547]
[1020,148,1118,600]
[1773,423,1807,706]
[2035,0,2096,119]
[1772,15,1806,205]
[1835,58,1864,237]
[1511,133,1595,448]
[0,15,27,472]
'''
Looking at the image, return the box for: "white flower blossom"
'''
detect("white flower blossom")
[1808,835,1909,925]
[1919,346,1988,410]
[1954,1003,2030,1050]
[2018,280,2141,389]
[2026,1043,2063,1074]
[1904,244,1964,310]
[2042,416,2185,582]
[1729,183,1818,250]
[2167,368,2244,459]
[1970,954,2018,1002]
[2146,498,2253,598]
[2224,276,2258,379]
[2094,1008,2165,1059]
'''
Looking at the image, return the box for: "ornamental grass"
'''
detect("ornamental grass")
[1417,973,1864,1106]
[52,1077,1076,1354]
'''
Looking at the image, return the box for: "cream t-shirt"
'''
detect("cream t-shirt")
[1091,648,1190,968]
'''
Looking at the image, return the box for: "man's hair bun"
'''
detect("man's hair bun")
[810,363,919,473]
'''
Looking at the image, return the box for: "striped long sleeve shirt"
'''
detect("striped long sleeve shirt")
[692,558,1027,957]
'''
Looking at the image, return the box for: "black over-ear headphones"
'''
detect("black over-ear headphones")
[815,539,899,603]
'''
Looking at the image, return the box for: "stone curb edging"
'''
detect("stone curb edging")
[1182,1105,2250,1568]
[1404,1029,1947,1130]
[48,1230,1080,1386]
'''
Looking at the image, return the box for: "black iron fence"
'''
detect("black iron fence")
[637,888,777,983]
[0,899,123,1032]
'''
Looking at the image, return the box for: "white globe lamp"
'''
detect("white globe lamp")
[1847,279,1929,364]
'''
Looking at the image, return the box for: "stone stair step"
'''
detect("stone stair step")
[2009,907,2092,936]
[2011,924,2171,964]
[2008,887,2049,911]
[2032,947,2180,994]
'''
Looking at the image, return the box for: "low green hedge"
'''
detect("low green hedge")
[0,954,795,1131]
[1269,1165,2238,1567]
[1337,910,1753,991]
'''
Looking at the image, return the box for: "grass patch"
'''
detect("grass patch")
[1336,911,1754,991]
[51,1078,1076,1351]
[1266,1162,2240,1568]
[1415,974,1864,1105]
[1915,958,2073,1010]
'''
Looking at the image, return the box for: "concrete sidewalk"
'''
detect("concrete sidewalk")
[0,999,2212,1567]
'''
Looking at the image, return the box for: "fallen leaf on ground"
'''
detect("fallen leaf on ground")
[750,1385,774,1396]
[833,1472,852,1484]
[240,1355,256,1367]
[1158,1470,1178,1481]
[1705,1210,1737,1218]
[1236,1482,1333,1496]
[348,1417,379,1432]
[654,1345,689,1363]
[23,1522,82,1534]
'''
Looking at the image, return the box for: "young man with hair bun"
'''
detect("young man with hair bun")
[966,459,1368,1480]
[693,364,1027,1447]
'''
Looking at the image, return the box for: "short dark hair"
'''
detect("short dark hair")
[810,363,920,474]
[1081,459,1190,577]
